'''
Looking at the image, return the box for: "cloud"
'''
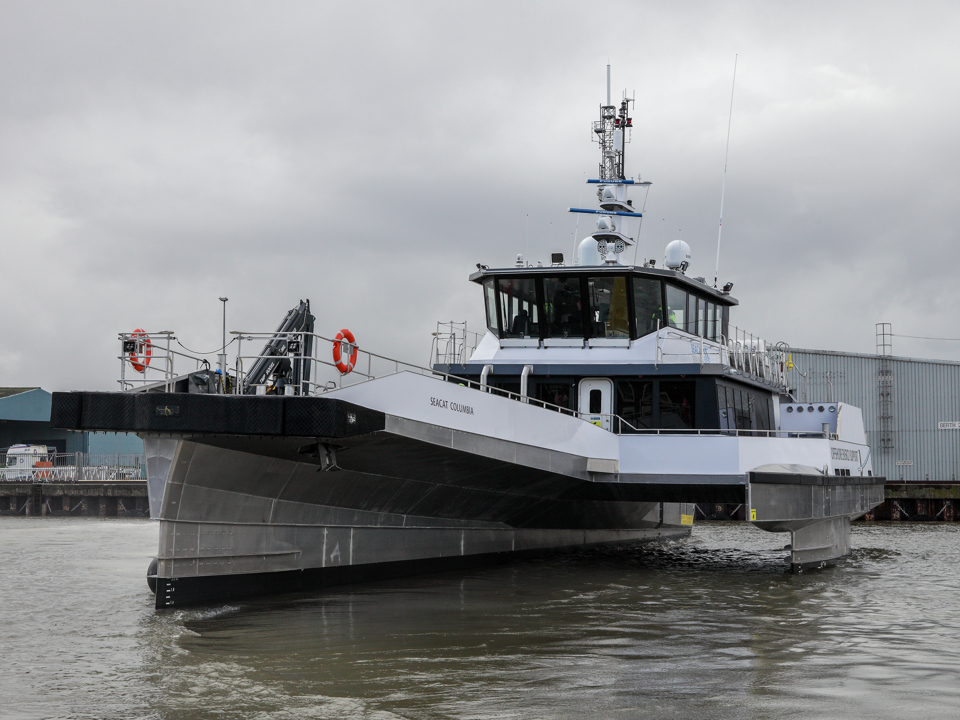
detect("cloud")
[1,1,959,393]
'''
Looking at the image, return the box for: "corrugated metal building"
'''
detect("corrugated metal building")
[785,349,960,484]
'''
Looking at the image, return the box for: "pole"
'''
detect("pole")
[713,55,737,289]
[218,296,228,380]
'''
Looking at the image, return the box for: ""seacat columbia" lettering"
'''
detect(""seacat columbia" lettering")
[430,397,475,415]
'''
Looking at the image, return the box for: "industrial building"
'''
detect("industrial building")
[784,345,960,486]
[0,387,142,457]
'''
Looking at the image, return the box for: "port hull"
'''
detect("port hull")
[147,434,692,608]
[152,526,688,607]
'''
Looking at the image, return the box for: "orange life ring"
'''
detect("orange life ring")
[333,329,358,374]
[129,329,152,373]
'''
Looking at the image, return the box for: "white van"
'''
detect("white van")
[2,445,52,481]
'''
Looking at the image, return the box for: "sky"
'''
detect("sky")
[2,0,960,392]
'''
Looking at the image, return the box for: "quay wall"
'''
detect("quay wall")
[0,482,149,517]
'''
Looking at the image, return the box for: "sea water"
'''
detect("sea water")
[1,518,958,719]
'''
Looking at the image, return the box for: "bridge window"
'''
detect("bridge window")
[706,302,717,341]
[587,276,629,338]
[632,278,663,338]
[498,277,539,339]
[482,278,499,337]
[665,284,686,332]
[543,276,585,338]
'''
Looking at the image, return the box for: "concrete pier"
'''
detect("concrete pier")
[0,482,149,517]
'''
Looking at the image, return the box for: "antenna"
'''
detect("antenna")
[713,54,738,289]
[607,64,611,106]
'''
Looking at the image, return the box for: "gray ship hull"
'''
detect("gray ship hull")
[145,426,692,608]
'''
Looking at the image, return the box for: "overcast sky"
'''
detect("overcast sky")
[2,1,959,392]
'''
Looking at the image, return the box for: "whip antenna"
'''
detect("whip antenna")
[713,54,737,289]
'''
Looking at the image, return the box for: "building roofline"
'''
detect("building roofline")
[790,347,960,367]
[0,387,41,399]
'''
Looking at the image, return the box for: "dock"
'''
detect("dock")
[699,480,958,523]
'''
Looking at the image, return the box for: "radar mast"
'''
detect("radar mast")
[567,66,650,265]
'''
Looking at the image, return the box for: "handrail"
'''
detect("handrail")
[593,414,832,438]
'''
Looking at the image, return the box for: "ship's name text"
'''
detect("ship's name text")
[430,397,475,415]
[831,447,861,463]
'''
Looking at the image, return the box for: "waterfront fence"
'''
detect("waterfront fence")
[0,452,145,483]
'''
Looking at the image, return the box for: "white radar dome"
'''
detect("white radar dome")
[576,236,604,266]
[664,239,691,273]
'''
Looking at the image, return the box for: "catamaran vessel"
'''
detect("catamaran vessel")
[51,74,884,608]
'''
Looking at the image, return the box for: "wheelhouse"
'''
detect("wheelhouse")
[438,265,780,435]
[474,265,734,344]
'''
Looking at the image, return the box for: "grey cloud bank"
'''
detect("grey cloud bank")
[1,1,958,391]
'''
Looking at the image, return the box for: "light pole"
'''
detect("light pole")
[219,297,228,382]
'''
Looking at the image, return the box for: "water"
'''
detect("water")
[2,519,959,719]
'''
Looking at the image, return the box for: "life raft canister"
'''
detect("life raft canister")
[129,329,152,373]
[333,329,358,374]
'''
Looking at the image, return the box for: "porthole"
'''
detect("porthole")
[797,406,803,412]
[818,405,825,412]
[787,406,794,412]
[808,406,814,412]
[829,406,836,412]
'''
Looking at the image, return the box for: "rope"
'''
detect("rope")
[176,336,238,355]
[894,333,960,341]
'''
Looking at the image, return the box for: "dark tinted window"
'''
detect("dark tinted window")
[587,276,630,338]
[706,302,717,341]
[536,382,574,411]
[632,278,663,338]
[498,277,539,339]
[686,294,698,336]
[665,284,686,331]
[617,380,655,430]
[718,385,734,431]
[483,278,499,337]
[589,389,602,414]
[543,276,584,338]
[660,381,695,429]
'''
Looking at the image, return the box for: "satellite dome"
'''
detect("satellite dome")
[577,236,604,266]
[664,240,691,273]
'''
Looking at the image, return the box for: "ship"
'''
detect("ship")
[51,71,884,608]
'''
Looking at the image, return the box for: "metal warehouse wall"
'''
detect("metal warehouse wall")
[785,348,960,483]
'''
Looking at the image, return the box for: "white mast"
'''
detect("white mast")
[713,55,738,289]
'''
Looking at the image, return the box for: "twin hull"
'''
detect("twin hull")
[143,373,696,607]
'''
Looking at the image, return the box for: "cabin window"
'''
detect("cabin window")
[536,382,574,411]
[498,277,539,339]
[632,278,663,338]
[665,284,686,332]
[697,298,706,338]
[659,381,695,429]
[587,276,629,338]
[616,380,655,430]
[482,279,499,337]
[718,386,733,432]
[718,384,773,433]
[543,276,585,338]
